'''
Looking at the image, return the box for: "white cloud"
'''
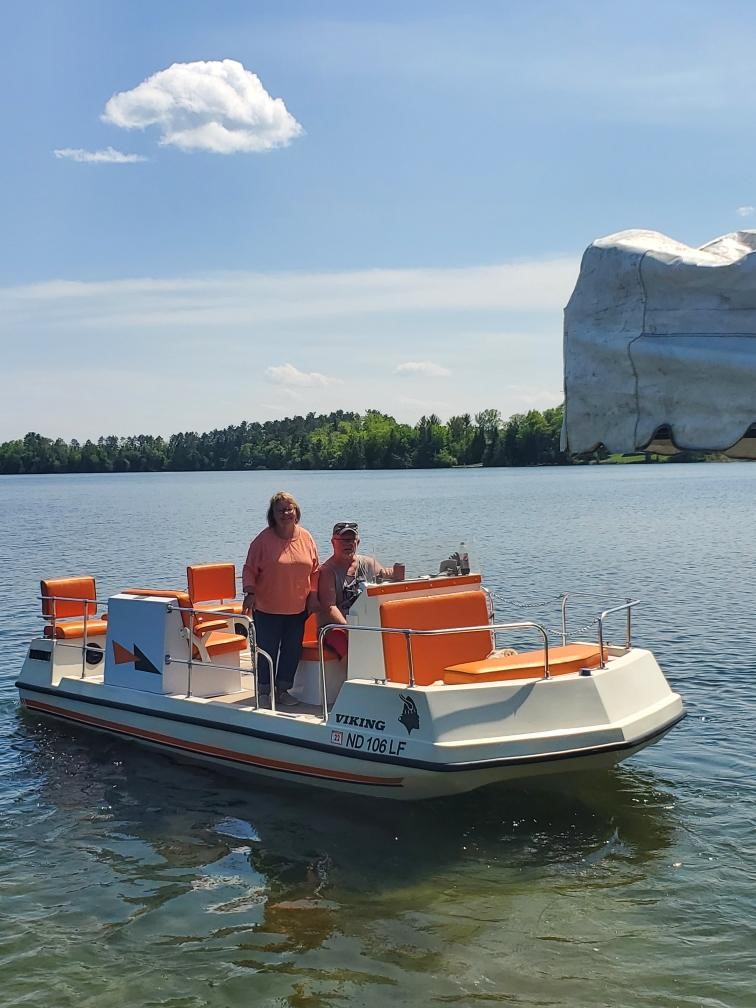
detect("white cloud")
[0,257,573,439]
[1,258,576,328]
[736,206,755,217]
[266,363,340,388]
[396,360,451,377]
[102,59,303,154]
[53,146,146,163]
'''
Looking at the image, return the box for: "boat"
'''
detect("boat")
[16,561,684,800]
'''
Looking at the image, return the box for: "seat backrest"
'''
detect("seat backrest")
[379,590,492,685]
[187,563,237,604]
[41,576,97,621]
[303,612,319,646]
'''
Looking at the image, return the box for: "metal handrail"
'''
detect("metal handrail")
[166,602,274,708]
[37,593,105,609]
[37,592,103,679]
[39,593,638,714]
[597,600,639,667]
[39,594,277,709]
[560,592,569,646]
[481,585,495,622]
[36,634,105,678]
[245,619,275,711]
[561,593,639,656]
[314,619,552,723]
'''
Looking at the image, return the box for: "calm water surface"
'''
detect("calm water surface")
[1,465,755,1007]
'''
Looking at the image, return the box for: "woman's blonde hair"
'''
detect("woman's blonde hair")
[267,491,301,527]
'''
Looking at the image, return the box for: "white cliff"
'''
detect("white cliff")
[562,229,756,458]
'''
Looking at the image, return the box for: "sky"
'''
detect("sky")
[2,0,756,442]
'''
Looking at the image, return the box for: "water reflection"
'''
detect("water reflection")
[0,706,681,996]
[15,711,678,911]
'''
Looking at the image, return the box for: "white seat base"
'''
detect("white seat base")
[291,657,347,705]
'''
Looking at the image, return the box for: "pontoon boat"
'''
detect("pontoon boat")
[16,564,684,799]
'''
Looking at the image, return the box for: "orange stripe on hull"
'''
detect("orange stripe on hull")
[22,698,404,788]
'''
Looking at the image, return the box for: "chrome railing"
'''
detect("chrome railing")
[165,603,278,709]
[38,593,279,709]
[597,600,639,668]
[560,592,638,661]
[314,620,551,723]
[38,592,641,720]
[38,593,105,679]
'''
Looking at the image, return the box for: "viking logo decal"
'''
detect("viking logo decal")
[398,694,420,735]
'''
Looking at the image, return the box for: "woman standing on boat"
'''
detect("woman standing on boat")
[242,492,319,706]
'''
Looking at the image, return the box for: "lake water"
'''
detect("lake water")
[1,465,755,1007]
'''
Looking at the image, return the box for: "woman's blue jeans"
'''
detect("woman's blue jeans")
[253,609,307,692]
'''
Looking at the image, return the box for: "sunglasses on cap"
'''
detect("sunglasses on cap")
[332,522,358,536]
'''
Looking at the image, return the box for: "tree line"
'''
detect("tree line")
[0,407,569,474]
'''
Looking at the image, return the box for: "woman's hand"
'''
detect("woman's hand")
[242,592,255,616]
[305,592,320,616]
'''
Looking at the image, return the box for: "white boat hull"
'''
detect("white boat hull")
[17,648,684,800]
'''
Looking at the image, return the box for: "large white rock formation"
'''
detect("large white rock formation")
[562,229,756,458]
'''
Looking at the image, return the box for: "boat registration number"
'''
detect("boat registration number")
[331,729,407,756]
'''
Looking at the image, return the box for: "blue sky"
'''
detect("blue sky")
[2,0,755,441]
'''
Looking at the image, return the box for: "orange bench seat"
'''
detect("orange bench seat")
[44,619,108,639]
[443,643,607,684]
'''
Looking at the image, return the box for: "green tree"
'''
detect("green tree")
[447,413,475,464]
[414,414,449,467]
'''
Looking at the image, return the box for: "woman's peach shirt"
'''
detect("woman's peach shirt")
[242,526,319,615]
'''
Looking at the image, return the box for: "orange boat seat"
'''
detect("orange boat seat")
[300,612,339,662]
[187,563,243,616]
[443,643,608,684]
[379,590,492,685]
[44,619,109,640]
[41,576,108,639]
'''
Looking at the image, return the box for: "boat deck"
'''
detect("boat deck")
[204,681,326,720]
